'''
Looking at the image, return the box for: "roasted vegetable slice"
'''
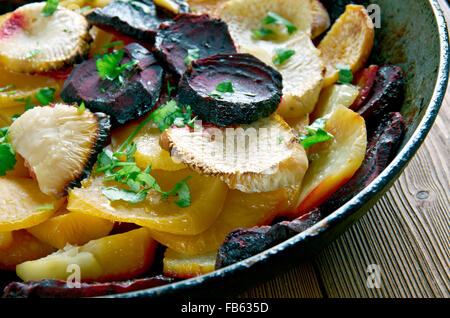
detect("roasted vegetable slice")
[27,210,114,249]
[218,0,325,118]
[61,43,164,125]
[154,13,237,76]
[148,186,290,255]
[178,53,282,127]
[310,83,359,121]
[215,209,321,269]
[16,227,158,283]
[356,66,404,124]
[296,105,367,215]
[0,177,65,232]
[8,104,111,198]
[163,249,216,278]
[319,112,406,215]
[160,113,308,193]
[86,0,164,44]
[111,119,186,171]
[0,230,56,271]
[0,2,91,73]
[318,4,374,87]
[67,169,228,235]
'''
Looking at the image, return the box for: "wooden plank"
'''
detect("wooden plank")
[240,0,449,298]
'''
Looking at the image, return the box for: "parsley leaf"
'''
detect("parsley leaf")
[96,50,136,84]
[101,187,149,204]
[102,40,124,51]
[209,81,234,98]
[35,205,54,211]
[13,97,35,111]
[185,48,200,64]
[0,85,16,93]
[41,0,59,17]
[273,48,295,66]
[0,127,16,176]
[161,176,192,208]
[263,12,297,35]
[77,102,86,114]
[252,28,275,39]
[150,100,196,132]
[297,117,334,148]
[336,63,354,84]
[35,88,55,105]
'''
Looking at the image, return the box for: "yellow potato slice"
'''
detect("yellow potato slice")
[67,169,228,235]
[163,249,216,278]
[296,105,367,214]
[0,177,65,232]
[318,5,375,87]
[310,83,360,121]
[111,120,186,172]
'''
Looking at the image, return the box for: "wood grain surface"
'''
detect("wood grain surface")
[239,0,450,298]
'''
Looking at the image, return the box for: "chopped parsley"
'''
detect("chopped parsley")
[13,97,35,111]
[263,12,297,35]
[273,48,295,66]
[41,0,59,17]
[252,28,275,39]
[209,81,234,98]
[96,50,136,84]
[0,127,16,176]
[77,102,86,114]
[35,88,55,105]
[149,99,197,132]
[336,63,354,84]
[102,41,124,51]
[297,117,334,148]
[35,205,54,211]
[0,85,16,93]
[25,49,41,59]
[185,48,200,64]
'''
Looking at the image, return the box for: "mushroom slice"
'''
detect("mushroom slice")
[160,114,308,193]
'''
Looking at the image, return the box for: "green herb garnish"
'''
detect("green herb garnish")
[25,49,41,59]
[77,102,86,114]
[297,117,334,148]
[185,48,200,64]
[336,63,354,84]
[96,50,136,84]
[252,28,275,39]
[13,97,35,111]
[35,205,54,211]
[41,0,59,17]
[209,81,234,98]
[149,99,197,132]
[35,88,55,105]
[263,12,297,35]
[0,127,16,176]
[0,85,16,93]
[102,41,124,51]
[273,48,295,66]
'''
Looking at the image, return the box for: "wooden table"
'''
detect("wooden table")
[239,0,450,298]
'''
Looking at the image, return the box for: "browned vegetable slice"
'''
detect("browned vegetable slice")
[178,53,282,126]
[61,43,164,126]
[155,13,237,76]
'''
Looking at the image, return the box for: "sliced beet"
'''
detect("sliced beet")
[357,65,404,124]
[349,65,379,111]
[319,112,406,216]
[86,0,164,44]
[178,53,283,127]
[154,13,237,76]
[61,43,164,126]
[2,276,175,298]
[215,210,322,269]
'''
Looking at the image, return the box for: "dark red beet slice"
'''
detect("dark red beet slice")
[319,112,406,215]
[349,65,379,111]
[215,210,322,269]
[2,276,175,298]
[61,43,164,126]
[86,0,164,44]
[357,66,404,124]
[178,53,282,127]
[154,13,237,76]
